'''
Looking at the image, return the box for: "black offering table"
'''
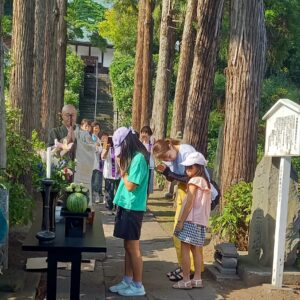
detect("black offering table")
[22,211,106,300]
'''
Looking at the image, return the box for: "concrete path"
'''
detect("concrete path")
[55,204,224,299]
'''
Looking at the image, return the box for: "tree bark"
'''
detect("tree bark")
[140,0,154,128]
[220,0,266,203]
[10,0,35,139]
[132,0,145,132]
[40,0,59,141]
[170,0,197,138]
[151,0,175,139]
[0,0,6,169]
[183,0,224,155]
[32,0,46,131]
[56,0,68,117]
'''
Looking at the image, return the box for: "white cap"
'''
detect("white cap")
[180,152,207,166]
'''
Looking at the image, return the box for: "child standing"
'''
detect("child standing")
[101,135,120,210]
[140,126,155,195]
[108,127,149,297]
[173,152,211,289]
[90,121,103,204]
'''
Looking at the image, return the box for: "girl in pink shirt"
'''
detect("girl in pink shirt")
[173,152,211,290]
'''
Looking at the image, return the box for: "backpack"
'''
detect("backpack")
[210,180,220,210]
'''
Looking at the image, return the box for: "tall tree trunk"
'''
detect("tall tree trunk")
[170,0,197,138]
[151,0,175,139]
[0,0,6,169]
[10,0,35,139]
[40,0,59,141]
[220,0,266,203]
[140,0,154,128]
[32,0,46,131]
[132,0,145,132]
[183,0,224,154]
[56,0,68,117]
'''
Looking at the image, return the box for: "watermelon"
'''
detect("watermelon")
[66,192,88,213]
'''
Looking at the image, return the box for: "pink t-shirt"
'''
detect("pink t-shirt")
[184,177,211,227]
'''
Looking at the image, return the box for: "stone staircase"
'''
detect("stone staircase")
[79,73,114,134]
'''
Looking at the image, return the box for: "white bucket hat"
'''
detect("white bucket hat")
[180,151,207,166]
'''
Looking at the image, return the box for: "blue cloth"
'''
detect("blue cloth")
[0,209,8,243]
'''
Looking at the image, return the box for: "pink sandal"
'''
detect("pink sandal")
[191,279,203,288]
[172,280,192,290]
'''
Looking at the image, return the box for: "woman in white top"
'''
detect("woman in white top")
[153,139,204,282]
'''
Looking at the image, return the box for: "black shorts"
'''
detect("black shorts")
[113,206,144,240]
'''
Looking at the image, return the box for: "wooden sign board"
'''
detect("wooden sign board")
[263,99,300,156]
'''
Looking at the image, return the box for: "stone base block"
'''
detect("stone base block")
[214,262,237,275]
[206,263,240,281]
[237,252,300,287]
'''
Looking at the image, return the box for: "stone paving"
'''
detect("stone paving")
[53,204,224,299]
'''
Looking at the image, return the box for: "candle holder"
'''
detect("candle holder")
[36,179,55,243]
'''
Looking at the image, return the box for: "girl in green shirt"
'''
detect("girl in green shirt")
[109,127,149,297]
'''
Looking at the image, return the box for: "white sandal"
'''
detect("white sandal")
[191,279,203,288]
[172,280,192,290]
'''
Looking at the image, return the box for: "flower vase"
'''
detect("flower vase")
[41,190,59,232]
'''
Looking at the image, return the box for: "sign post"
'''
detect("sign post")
[262,98,300,288]
[271,156,291,287]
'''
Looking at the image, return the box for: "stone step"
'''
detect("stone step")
[80,71,113,132]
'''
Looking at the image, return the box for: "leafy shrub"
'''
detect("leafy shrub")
[98,5,138,55]
[207,110,224,169]
[0,178,34,226]
[1,103,41,225]
[260,74,300,117]
[64,49,85,108]
[212,72,226,109]
[210,181,252,250]
[109,52,135,126]
[155,171,166,190]
[64,89,81,108]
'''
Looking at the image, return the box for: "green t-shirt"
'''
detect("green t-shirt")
[113,152,149,211]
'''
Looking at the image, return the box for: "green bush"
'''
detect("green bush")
[1,103,43,225]
[65,49,85,108]
[207,110,224,169]
[212,72,226,109]
[210,181,252,250]
[109,52,135,126]
[64,89,81,108]
[260,74,300,117]
[0,177,34,226]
